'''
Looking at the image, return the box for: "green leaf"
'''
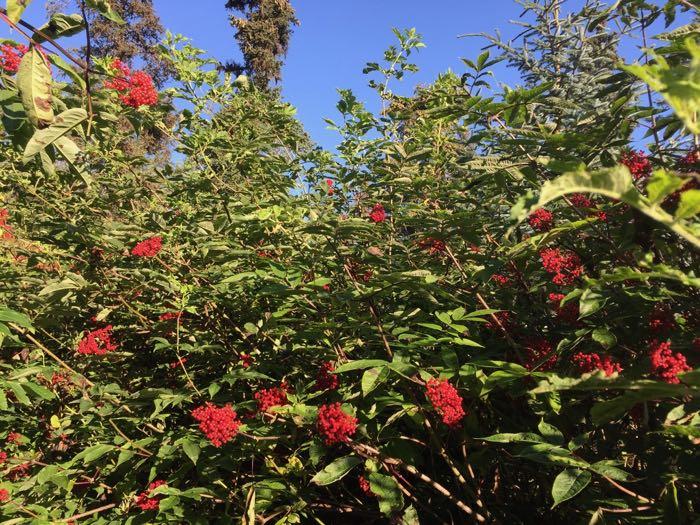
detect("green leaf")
[46,53,85,89]
[17,47,54,127]
[0,308,33,330]
[538,420,565,445]
[85,0,125,24]
[334,359,390,373]
[369,472,404,516]
[479,432,546,444]
[515,443,590,468]
[32,13,84,43]
[675,189,700,220]
[551,468,591,507]
[361,366,389,397]
[510,166,700,249]
[23,108,87,162]
[6,0,33,23]
[646,170,685,205]
[82,444,114,464]
[591,328,616,349]
[579,289,604,318]
[623,39,700,134]
[181,439,200,465]
[311,456,362,486]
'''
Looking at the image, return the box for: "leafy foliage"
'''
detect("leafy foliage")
[0,0,699,523]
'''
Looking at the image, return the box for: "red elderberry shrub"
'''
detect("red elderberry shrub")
[528,208,554,232]
[418,237,447,255]
[240,353,253,368]
[0,208,14,240]
[522,337,557,371]
[649,340,690,384]
[548,293,579,324]
[358,475,375,496]
[134,480,166,511]
[572,352,621,376]
[369,203,386,223]
[425,378,465,427]
[621,149,652,181]
[191,403,240,447]
[105,59,158,108]
[0,450,6,464]
[315,361,340,391]
[540,248,584,286]
[317,403,357,445]
[0,488,8,503]
[648,304,675,333]
[491,273,511,287]
[325,178,334,195]
[255,384,289,413]
[0,43,28,73]
[131,236,163,257]
[77,326,117,355]
[569,193,593,208]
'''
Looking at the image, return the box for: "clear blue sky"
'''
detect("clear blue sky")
[2,1,668,150]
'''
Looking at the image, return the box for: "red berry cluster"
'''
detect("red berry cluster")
[158,311,181,322]
[491,273,511,287]
[0,488,8,503]
[358,475,375,496]
[648,304,675,333]
[255,384,289,413]
[131,236,163,257]
[169,356,187,369]
[240,353,253,368]
[105,59,158,108]
[649,340,690,384]
[540,248,583,285]
[6,432,22,445]
[528,208,554,232]
[77,326,117,355]
[522,337,557,371]
[0,43,28,74]
[620,150,652,181]
[0,450,6,464]
[316,403,357,445]
[572,352,621,376]
[425,378,465,427]
[0,208,14,240]
[369,203,386,223]
[192,403,241,447]
[325,178,334,195]
[418,237,447,255]
[315,361,340,391]
[134,480,166,511]
[569,193,593,208]
[548,293,579,324]
[677,149,700,173]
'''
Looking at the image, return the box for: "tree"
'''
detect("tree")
[224,0,298,88]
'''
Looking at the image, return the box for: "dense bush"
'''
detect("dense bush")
[1,0,699,523]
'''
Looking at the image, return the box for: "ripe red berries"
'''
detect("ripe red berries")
[131,236,163,257]
[522,337,557,371]
[649,340,690,384]
[105,59,158,108]
[255,384,289,413]
[0,208,14,240]
[134,480,166,511]
[316,403,357,445]
[369,203,386,223]
[0,43,27,74]
[572,352,621,376]
[620,150,652,181]
[77,326,117,355]
[425,378,465,427]
[540,248,583,286]
[0,488,8,503]
[528,208,554,232]
[315,361,340,391]
[192,403,241,447]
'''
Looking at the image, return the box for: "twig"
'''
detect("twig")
[59,503,116,522]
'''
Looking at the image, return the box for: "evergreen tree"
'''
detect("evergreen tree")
[224,0,298,88]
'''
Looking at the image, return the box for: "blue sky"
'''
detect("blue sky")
[2,1,672,149]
